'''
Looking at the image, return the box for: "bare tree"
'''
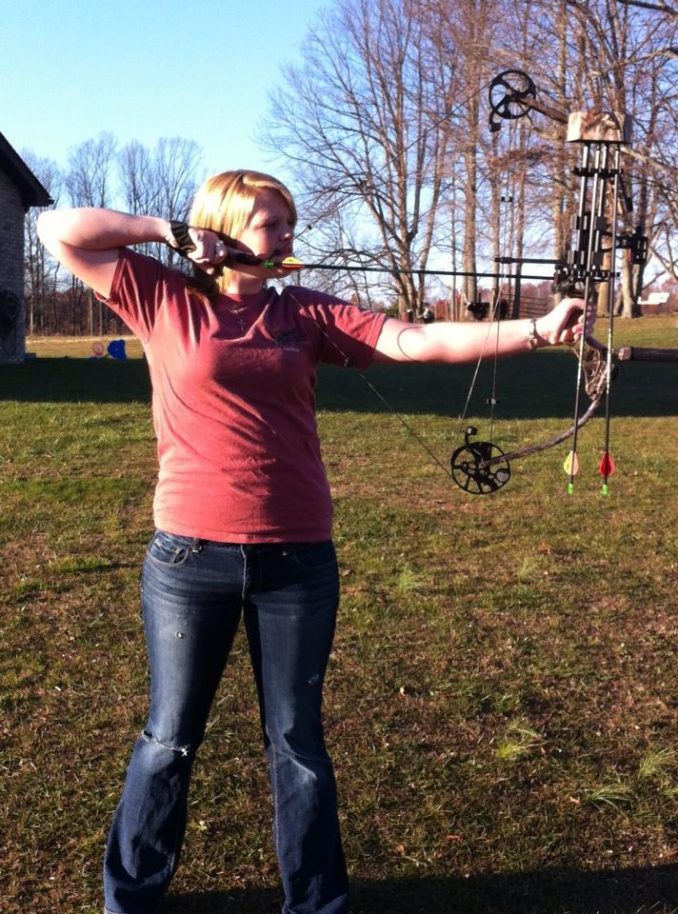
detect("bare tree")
[24,134,205,335]
[119,140,158,215]
[22,153,62,335]
[524,0,678,315]
[65,133,118,334]
[153,138,203,266]
[263,0,458,315]
[118,137,203,265]
[653,152,678,280]
[65,132,118,208]
[430,0,503,309]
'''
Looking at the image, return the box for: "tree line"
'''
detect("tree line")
[23,0,677,335]
[23,136,202,336]
[262,0,677,317]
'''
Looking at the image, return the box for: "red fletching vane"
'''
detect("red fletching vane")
[598,452,616,478]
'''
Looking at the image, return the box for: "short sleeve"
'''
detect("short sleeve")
[96,249,182,342]
[284,287,388,370]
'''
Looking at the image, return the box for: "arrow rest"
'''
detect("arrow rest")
[450,427,511,495]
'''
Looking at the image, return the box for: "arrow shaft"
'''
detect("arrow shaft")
[286,262,550,281]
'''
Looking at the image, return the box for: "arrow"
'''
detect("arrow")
[224,251,554,282]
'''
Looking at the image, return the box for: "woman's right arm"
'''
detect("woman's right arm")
[37,209,172,298]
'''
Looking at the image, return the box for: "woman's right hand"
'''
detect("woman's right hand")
[166,223,238,274]
[166,221,275,275]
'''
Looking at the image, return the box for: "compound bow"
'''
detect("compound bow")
[179,72,676,495]
[448,71,677,496]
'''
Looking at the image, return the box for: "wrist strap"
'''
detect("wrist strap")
[167,220,196,255]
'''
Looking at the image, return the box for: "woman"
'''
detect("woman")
[38,170,589,914]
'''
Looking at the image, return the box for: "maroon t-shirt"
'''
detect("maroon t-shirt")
[100,249,387,542]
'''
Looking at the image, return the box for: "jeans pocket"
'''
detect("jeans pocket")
[286,541,336,570]
[145,530,196,568]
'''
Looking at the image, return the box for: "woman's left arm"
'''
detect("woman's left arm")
[373,297,591,364]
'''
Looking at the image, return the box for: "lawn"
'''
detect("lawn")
[1,316,677,914]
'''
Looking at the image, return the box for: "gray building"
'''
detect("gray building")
[0,133,52,363]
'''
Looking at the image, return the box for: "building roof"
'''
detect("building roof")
[0,132,53,208]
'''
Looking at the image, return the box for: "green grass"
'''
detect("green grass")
[1,316,677,914]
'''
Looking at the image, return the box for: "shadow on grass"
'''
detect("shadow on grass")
[0,355,676,418]
[164,864,678,914]
[0,358,152,403]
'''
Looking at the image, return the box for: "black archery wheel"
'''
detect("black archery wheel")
[489,69,536,132]
[450,437,512,495]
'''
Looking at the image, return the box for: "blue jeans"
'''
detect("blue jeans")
[103,531,348,914]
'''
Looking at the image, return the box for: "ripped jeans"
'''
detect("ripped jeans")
[103,531,348,914]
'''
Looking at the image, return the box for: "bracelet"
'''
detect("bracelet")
[167,220,196,255]
[526,318,541,349]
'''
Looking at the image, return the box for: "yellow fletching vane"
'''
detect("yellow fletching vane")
[563,451,579,476]
[280,256,304,271]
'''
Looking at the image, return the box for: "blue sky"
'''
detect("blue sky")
[1,0,327,180]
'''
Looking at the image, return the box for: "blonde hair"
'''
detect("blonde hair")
[188,170,297,297]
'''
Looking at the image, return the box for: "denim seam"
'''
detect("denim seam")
[270,742,281,860]
[239,544,247,602]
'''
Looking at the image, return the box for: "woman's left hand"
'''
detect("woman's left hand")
[536,297,596,346]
